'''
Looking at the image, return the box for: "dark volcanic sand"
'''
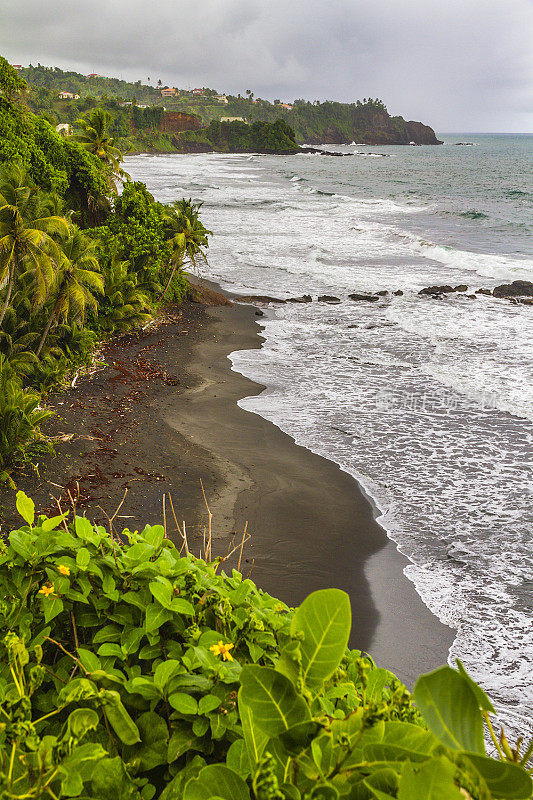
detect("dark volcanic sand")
[1,294,454,684]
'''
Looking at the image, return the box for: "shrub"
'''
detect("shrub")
[0,362,53,486]
[0,495,531,798]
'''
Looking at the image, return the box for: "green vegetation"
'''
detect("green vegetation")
[0,492,530,799]
[16,62,440,147]
[0,59,211,485]
[178,119,299,154]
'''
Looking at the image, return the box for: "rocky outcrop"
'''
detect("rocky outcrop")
[349,293,380,302]
[405,121,443,145]
[492,280,533,298]
[302,107,442,146]
[318,295,341,303]
[419,284,468,296]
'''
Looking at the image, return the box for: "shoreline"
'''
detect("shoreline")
[3,286,454,684]
[170,298,455,682]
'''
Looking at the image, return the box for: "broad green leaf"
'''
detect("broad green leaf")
[466,753,533,799]
[169,692,198,715]
[170,597,195,615]
[145,603,173,633]
[455,659,495,713]
[364,767,399,800]
[414,666,484,753]
[154,659,182,690]
[365,721,439,762]
[100,690,141,745]
[198,693,221,714]
[123,711,168,771]
[239,665,310,737]
[9,530,34,559]
[239,692,269,768]
[91,756,142,800]
[279,720,321,755]
[160,755,205,800]
[149,580,172,608]
[398,759,463,799]
[184,765,250,800]
[97,643,123,657]
[16,491,35,525]
[168,722,203,762]
[143,524,165,548]
[290,588,351,690]
[76,648,101,673]
[75,515,100,545]
[276,639,302,685]
[226,739,251,778]
[67,707,99,739]
[44,594,63,623]
[42,513,68,532]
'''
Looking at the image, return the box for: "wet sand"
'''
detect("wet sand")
[3,290,454,683]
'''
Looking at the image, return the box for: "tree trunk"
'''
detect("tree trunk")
[36,305,59,358]
[159,264,178,300]
[0,268,14,328]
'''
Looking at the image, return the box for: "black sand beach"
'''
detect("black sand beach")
[2,285,454,685]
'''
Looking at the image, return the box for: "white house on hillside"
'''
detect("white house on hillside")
[56,123,73,137]
[58,91,79,100]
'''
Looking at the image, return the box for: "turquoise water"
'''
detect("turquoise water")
[127,134,533,739]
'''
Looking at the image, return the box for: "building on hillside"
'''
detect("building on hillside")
[161,87,178,97]
[12,65,23,70]
[220,116,247,123]
[119,101,132,107]
[192,88,204,95]
[86,74,103,79]
[55,123,73,137]
[58,91,80,100]
[216,95,228,104]
[279,103,293,109]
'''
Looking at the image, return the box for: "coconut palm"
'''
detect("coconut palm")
[160,199,211,298]
[73,108,129,190]
[36,229,103,357]
[99,252,151,333]
[0,164,70,327]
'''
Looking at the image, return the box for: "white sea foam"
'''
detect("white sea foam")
[126,148,533,738]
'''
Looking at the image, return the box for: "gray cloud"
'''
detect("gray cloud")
[1,0,532,131]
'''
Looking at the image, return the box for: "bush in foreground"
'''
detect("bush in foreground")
[0,493,531,799]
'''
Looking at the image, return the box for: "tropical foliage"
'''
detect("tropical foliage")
[0,58,211,484]
[179,119,298,154]
[0,494,530,799]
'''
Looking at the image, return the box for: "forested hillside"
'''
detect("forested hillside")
[19,63,442,145]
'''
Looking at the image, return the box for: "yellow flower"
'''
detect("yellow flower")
[57,564,70,576]
[210,641,234,662]
[38,583,54,597]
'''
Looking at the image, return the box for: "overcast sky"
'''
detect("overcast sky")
[1,0,532,132]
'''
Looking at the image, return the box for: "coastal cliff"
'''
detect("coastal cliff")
[300,105,442,145]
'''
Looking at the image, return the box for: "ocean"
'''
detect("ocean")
[126,133,533,737]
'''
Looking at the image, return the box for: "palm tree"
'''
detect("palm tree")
[73,108,129,191]
[161,199,211,298]
[0,164,69,327]
[36,229,103,357]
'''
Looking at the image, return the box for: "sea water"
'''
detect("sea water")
[126,134,533,737]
